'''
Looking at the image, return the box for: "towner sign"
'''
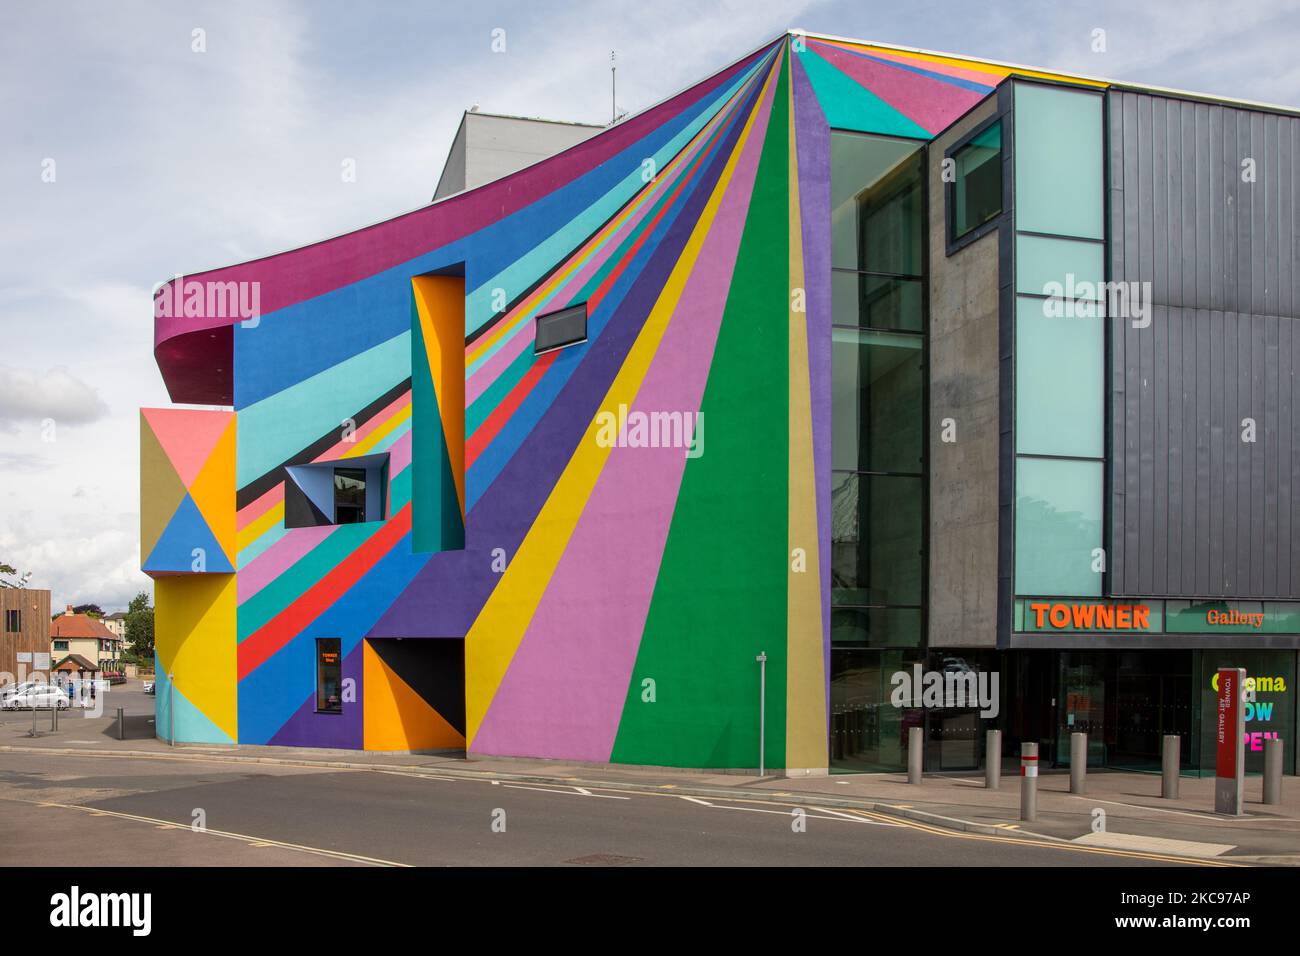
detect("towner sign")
[1029,602,1152,630]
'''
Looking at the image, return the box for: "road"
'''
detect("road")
[0,749,1205,867]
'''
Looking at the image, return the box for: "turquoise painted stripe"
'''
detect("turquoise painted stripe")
[798,48,931,138]
[236,521,382,642]
[236,521,286,569]
[237,332,411,487]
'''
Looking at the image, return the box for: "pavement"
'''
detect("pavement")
[1,680,1296,865]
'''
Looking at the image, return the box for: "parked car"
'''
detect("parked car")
[0,680,43,701]
[1,685,70,710]
[142,680,155,695]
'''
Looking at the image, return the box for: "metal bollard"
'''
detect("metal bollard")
[1162,735,1180,799]
[1070,732,1087,794]
[986,729,1002,790]
[1263,737,1283,805]
[117,707,125,741]
[907,726,923,784]
[1020,742,1038,822]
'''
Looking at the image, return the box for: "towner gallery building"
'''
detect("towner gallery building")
[142,31,1300,776]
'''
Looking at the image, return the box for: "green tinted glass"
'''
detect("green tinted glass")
[1014,84,1104,239]
[1014,457,1103,596]
[1015,297,1104,457]
[831,329,923,473]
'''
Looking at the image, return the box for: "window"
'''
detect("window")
[53,640,68,652]
[316,638,343,713]
[831,133,925,333]
[333,468,367,524]
[4,609,18,633]
[285,454,388,530]
[535,303,587,354]
[949,120,1002,241]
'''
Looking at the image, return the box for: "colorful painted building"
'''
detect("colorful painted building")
[143,32,1300,775]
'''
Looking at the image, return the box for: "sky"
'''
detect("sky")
[2,0,1299,612]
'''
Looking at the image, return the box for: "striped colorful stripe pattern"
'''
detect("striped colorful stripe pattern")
[143,34,1099,767]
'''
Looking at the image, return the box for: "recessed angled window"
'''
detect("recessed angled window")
[284,453,389,530]
[535,303,587,354]
[949,120,1003,242]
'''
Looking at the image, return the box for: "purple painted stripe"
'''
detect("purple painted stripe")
[792,53,834,725]
[470,55,780,762]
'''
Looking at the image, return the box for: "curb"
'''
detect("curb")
[0,743,1056,842]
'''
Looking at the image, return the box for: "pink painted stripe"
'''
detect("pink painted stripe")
[470,53,780,762]
[386,429,413,476]
[237,484,283,530]
[312,393,411,462]
[237,524,337,604]
[821,41,1005,88]
[810,41,984,133]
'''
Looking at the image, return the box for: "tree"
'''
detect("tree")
[73,603,104,618]
[0,562,32,589]
[124,592,155,662]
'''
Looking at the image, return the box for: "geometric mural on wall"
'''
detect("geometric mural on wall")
[141,408,236,574]
[145,32,1103,767]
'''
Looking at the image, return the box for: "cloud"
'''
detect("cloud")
[0,366,109,431]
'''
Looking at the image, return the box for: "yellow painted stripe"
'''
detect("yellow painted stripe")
[784,42,827,773]
[465,54,784,745]
[235,500,284,554]
[823,38,1109,88]
[345,402,412,458]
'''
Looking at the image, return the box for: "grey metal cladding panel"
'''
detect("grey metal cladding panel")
[1107,89,1300,599]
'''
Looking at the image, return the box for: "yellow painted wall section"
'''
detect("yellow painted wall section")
[785,62,828,773]
[155,574,238,741]
[363,641,465,750]
[412,275,466,516]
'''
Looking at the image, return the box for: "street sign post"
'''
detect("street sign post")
[1215,667,1246,815]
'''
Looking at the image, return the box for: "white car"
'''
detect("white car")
[1,685,70,710]
[0,680,42,700]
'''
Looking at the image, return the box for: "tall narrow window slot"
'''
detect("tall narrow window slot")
[316,638,342,714]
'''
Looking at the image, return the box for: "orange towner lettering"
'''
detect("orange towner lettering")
[1029,602,1150,630]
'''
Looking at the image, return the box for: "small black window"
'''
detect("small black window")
[4,609,18,633]
[949,120,1002,241]
[316,638,342,713]
[535,303,587,354]
[333,468,366,524]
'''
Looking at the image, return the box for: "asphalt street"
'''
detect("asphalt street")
[0,749,1204,866]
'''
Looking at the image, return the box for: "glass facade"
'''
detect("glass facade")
[829,131,926,772]
[1012,82,1106,598]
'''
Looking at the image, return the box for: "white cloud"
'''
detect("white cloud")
[0,365,109,431]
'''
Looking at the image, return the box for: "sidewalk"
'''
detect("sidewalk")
[3,713,1297,863]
